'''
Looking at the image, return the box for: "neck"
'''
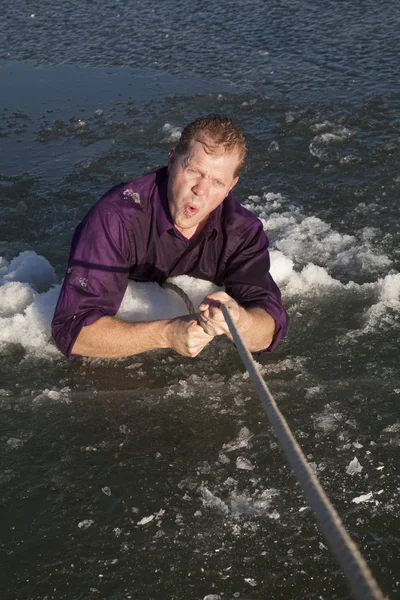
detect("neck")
[175,219,207,241]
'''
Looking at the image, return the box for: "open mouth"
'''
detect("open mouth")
[185,204,199,216]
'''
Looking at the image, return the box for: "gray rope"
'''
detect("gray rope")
[162,282,385,599]
[220,303,386,600]
[163,281,196,314]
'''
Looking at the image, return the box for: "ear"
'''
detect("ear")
[168,148,176,168]
[229,175,239,192]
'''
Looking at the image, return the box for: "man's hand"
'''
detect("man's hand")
[198,292,241,337]
[198,291,276,353]
[165,314,215,357]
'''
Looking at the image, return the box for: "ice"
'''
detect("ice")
[382,423,400,433]
[222,427,254,453]
[305,386,323,399]
[200,485,279,518]
[137,515,155,526]
[6,437,24,449]
[346,457,363,475]
[137,509,165,526]
[0,283,61,357]
[199,487,230,516]
[161,123,182,142]
[78,519,94,529]
[245,578,257,587]
[0,251,57,293]
[244,192,392,297]
[236,456,254,471]
[117,275,223,322]
[32,388,71,405]
[362,273,400,331]
[102,486,111,496]
[203,595,221,600]
[269,250,295,287]
[313,404,344,432]
[352,492,373,504]
[218,453,231,464]
[1,188,396,361]
[0,281,35,318]
[0,250,223,358]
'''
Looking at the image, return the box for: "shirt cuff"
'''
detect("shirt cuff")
[52,309,107,359]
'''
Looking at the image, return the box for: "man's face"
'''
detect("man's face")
[167,139,240,239]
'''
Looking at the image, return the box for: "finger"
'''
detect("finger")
[207,304,225,321]
[192,316,214,337]
[198,294,225,311]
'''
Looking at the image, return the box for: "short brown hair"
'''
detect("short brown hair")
[175,114,248,176]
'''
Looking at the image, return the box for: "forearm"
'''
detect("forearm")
[72,315,172,358]
[228,306,275,352]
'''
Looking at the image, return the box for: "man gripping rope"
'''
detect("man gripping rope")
[52,115,288,359]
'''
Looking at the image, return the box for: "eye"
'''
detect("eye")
[214,180,224,187]
[189,168,198,174]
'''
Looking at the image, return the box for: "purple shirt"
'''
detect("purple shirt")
[52,167,288,358]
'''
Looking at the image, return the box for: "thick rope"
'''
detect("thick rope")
[163,281,196,314]
[163,282,385,599]
[220,303,386,600]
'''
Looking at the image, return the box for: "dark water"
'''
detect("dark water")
[1,1,400,599]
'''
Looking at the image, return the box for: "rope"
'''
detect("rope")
[163,281,196,314]
[220,304,386,600]
[162,281,385,598]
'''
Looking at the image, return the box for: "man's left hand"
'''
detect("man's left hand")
[198,292,241,337]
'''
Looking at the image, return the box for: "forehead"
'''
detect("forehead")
[184,140,240,178]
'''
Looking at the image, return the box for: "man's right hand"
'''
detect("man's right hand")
[165,315,215,357]
[72,314,215,359]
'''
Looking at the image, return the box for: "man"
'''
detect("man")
[52,115,288,359]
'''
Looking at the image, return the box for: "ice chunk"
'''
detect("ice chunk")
[352,492,373,504]
[78,519,94,529]
[245,578,257,587]
[203,595,221,600]
[236,456,254,471]
[162,123,182,142]
[1,251,57,292]
[222,427,254,453]
[346,457,363,475]
[218,453,231,464]
[137,515,155,526]
[0,281,35,317]
[102,486,111,496]
[382,423,400,434]
[6,437,24,449]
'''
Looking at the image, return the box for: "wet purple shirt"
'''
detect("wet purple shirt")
[52,167,288,358]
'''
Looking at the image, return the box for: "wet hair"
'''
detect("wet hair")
[174,114,248,176]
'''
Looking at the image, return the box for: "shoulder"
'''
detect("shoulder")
[222,193,265,239]
[95,167,167,218]
[73,168,167,246]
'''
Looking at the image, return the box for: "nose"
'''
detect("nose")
[192,177,209,196]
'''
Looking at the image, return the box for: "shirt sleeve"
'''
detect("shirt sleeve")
[223,219,289,354]
[52,204,132,359]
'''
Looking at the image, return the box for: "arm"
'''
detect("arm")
[72,313,214,358]
[212,218,288,353]
[198,292,275,352]
[52,202,214,359]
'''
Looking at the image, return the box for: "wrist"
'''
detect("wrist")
[159,319,174,349]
